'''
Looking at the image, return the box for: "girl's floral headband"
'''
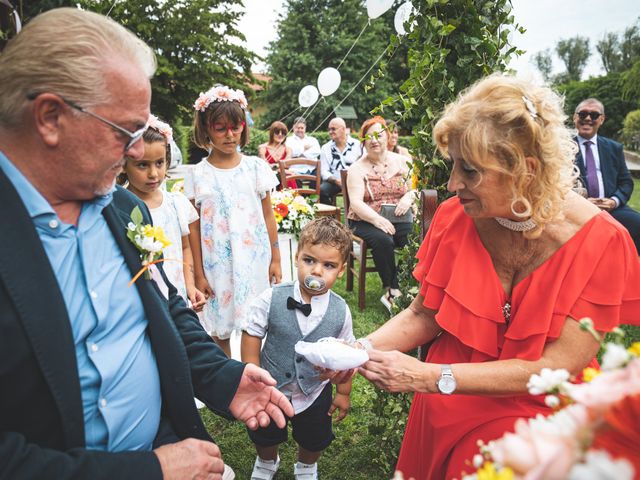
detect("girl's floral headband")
[193,85,248,112]
[147,114,173,142]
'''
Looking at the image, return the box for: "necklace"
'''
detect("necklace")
[370,158,389,180]
[494,216,537,232]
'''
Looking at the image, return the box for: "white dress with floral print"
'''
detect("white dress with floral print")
[184,156,278,338]
[149,189,199,303]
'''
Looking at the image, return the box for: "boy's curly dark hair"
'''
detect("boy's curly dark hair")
[298,217,352,263]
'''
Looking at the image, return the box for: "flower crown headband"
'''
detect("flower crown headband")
[193,85,248,112]
[147,114,173,142]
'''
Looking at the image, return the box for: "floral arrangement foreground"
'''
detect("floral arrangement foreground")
[454,319,640,480]
[271,188,315,237]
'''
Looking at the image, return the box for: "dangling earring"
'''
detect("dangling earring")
[510,197,532,218]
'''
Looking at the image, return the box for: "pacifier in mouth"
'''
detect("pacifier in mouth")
[303,275,326,292]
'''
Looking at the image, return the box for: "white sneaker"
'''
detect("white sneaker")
[380,292,393,313]
[294,461,318,480]
[251,456,280,480]
[222,464,235,480]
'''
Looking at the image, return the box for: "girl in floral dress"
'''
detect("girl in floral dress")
[120,115,206,311]
[186,85,282,356]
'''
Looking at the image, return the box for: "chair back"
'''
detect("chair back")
[420,189,438,240]
[339,168,351,222]
[278,158,321,197]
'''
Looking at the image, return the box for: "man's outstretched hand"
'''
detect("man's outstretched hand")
[229,363,294,430]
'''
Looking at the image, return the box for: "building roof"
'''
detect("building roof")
[334,105,357,120]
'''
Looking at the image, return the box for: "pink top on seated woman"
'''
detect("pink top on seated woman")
[386,120,412,164]
[259,121,296,189]
[346,116,415,311]
[353,75,640,479]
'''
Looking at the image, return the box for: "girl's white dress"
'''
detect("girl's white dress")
[185,155,278,338]
[149,189,199,303]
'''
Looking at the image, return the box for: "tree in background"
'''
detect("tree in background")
[556,36,590,82]
[597,32,622,74]
[622,109,640,151]
[8,0,256,128]
[531,49,553,82]
[620,21,640,70]
[259,0,408,131]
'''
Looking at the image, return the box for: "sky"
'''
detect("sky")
[237,0,639,80]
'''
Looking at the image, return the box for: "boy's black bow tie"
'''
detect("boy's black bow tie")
[287,297,312,316]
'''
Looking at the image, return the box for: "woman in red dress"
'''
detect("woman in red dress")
[259,121,297,189]
[353,75,640,479]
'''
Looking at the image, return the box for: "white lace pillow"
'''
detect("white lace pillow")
[294,337,369,370]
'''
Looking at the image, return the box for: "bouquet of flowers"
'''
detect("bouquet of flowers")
[458,319,640,480]
[271,189,315,237]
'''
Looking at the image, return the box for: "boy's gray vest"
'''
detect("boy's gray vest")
[260,282,346,395]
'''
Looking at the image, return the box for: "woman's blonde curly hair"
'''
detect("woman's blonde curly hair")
[433,73,579,238]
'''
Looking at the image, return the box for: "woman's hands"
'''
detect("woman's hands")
[373,215,396,235]
[358,350,436,393]
[395,193,413,216]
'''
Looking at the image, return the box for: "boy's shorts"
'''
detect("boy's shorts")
[247,383,335,452]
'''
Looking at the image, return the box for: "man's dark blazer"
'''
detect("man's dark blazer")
[574,135,634,206]
[0,172,245,479]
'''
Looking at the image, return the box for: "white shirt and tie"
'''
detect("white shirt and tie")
[577,134,620,207]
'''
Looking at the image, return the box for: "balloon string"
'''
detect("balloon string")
[310,44,398,134]
[337,21,369,70]
[278,105,302,124]
[301,96,324,123]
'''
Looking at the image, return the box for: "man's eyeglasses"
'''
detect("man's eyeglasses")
[27,92,147,152]
[210,122,245,135]
[576,110,602,121]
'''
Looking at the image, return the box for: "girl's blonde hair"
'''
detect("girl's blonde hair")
[433,73,578,238]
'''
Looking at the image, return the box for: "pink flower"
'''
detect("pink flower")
[490,405,589,480]
[567,358,640,415]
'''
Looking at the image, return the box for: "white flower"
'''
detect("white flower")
[601,343,631,371]
[472,454,484,469]
[138,235,164,253]
[527,368,570,395]
[288,209,299,220]
[127,222,137,231]
[567,450,634,480]
[282,220,292,231]
[545,394,560,408]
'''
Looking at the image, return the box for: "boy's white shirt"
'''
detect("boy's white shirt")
[245,281,355,414]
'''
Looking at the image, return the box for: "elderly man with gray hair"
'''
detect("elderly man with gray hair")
[319,117,362,204]
[0,8,293,480]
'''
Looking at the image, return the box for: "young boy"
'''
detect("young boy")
[242,217,354,480]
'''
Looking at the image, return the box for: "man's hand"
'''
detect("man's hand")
[229,363,294,430]
[154,438,224,480]
[589,197,616,211]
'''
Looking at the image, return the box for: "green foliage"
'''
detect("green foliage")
[556,36,591,82]
[531,49,553,82]
[557,72,638,140]
[259,0,409,131]
[597,32,623,74]
[15,1,257,126]
[623,59,640,103]
[622,109,640,150]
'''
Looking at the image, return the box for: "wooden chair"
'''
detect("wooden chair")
[278,158,341,220]
[340,168,439,311]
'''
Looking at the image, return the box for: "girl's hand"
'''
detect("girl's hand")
[187,287,207,312]
[328,392,350,422]
[395,194,413,216]
[195,275,214,300]
[373,216,395,235]
[358,350,432,393]
[269,259,282,285]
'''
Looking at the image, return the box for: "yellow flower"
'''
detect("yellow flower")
[477,462,514,480]
[274,212,283,223]
[628,342,640,357]
[141,225,171,248]
[411,172,419,190]
[582,367,601,382]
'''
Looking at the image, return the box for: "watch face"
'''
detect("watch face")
[438,376,456,394]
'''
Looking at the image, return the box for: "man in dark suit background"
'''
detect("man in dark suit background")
[0,8,293,480]
[573,98,640,253]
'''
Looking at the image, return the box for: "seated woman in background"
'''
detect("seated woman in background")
[346,116,415,312]
[352,74,640,479]
[259,121,296,189]
[387,121,412,164]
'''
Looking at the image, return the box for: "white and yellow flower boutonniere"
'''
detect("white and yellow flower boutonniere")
[126,206,172,286]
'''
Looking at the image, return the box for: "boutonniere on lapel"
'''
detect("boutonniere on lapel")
[126,206,172,286]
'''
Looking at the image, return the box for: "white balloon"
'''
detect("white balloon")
[394,1,416,36]
[366,0,394,19]
[317,67,341,97]
[298,85,319,108]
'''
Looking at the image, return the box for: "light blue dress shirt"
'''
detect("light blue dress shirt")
[0,152,162,452]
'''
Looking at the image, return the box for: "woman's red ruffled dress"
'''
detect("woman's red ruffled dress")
[395,197,640,480]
